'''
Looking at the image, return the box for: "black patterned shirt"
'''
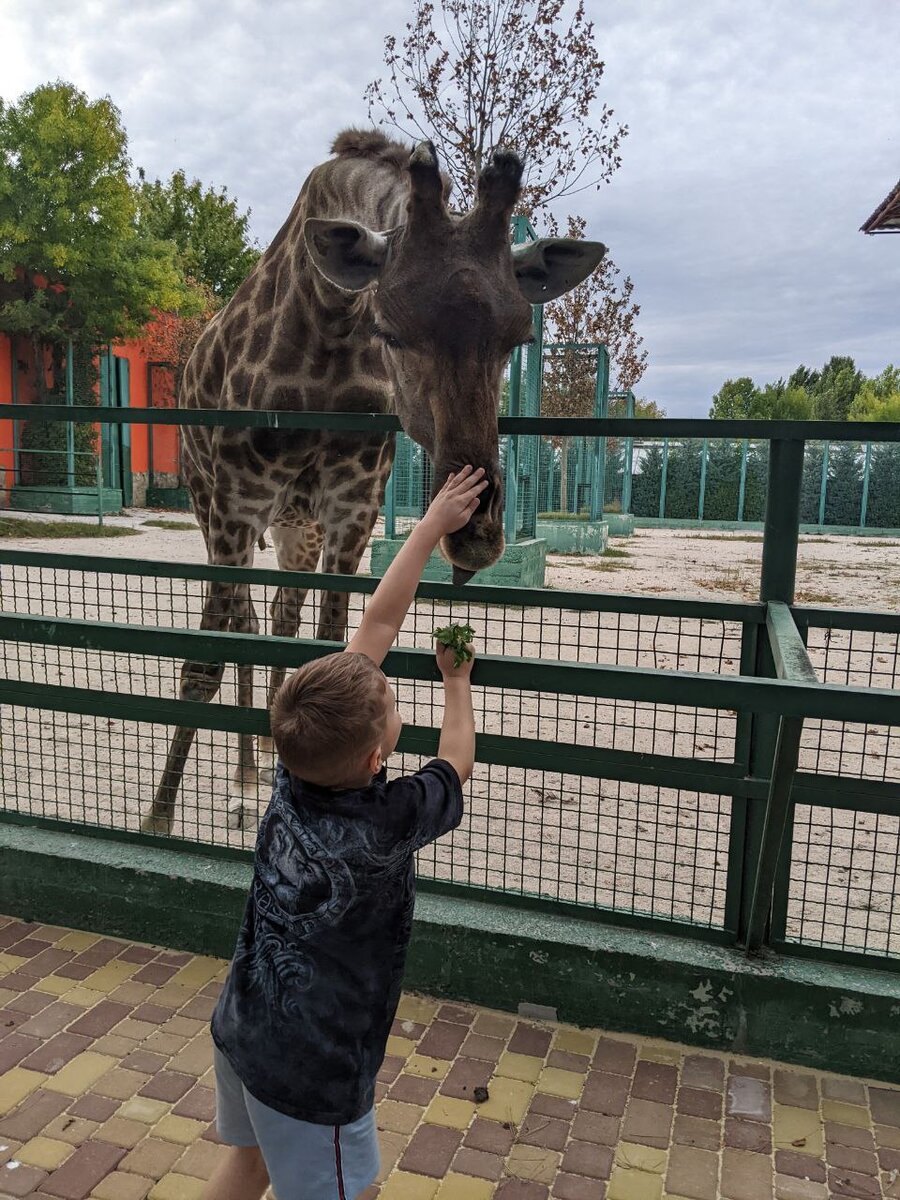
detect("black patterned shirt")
[211,758,463,1124]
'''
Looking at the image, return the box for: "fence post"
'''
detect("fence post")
[698,437,709,522]
[737,439,749,522]
[733,437,805,950]
[591,346,609,521]
[817,441,829,528]
[860,442,872,530]
[504,346,523,544]
[658,439,669,519]
[65,339,76,491]
[384,466,396,539]
[11,335,19,487]
[621,391,635,515]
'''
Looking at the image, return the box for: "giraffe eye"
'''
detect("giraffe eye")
[373,327,403,350]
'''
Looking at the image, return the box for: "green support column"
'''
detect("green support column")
[698,437,709,522]
[760,439,805,604]
[504,348,523,544]
[818,441,830,527]
[621,391,635,514]
[11,335,19,483]
[737,439,749,522]
[384,468,396,539]
[591,346,609,521]
[659,439,669,519]
[860,442,872,529]
[65,340,75,490]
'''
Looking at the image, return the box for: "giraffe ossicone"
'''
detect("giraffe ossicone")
[141,128,606,835]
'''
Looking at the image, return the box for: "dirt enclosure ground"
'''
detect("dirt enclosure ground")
[0,513,898,959]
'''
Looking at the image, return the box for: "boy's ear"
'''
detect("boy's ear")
[366,746,383,775]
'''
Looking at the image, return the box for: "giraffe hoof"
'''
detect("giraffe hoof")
[140,811,173,836]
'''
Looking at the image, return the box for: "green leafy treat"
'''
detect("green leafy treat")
[433,623,475,668]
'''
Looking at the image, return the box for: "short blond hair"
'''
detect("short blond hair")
[270,652,388,785]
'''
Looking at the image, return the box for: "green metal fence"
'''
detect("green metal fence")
[0,406,898,971]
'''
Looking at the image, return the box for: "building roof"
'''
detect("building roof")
[860,178,900,234]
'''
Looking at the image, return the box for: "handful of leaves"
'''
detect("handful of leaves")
[433,622,476,668]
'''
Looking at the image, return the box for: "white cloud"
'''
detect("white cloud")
[3,0,898,414]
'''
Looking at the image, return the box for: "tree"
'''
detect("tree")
[0,81,194,370]
[848,365,900,422]
[365,0,627,215]
[709,377,813,420]
[808,355,864,421]
[709,377,759,420]
[134,168,260,303]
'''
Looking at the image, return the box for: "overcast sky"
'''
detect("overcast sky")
[3,0,897,415]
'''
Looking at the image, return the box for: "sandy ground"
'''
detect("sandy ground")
[0,511,897,957]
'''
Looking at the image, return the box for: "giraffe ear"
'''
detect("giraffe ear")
[511,238,607,304]
[304,218,400,291]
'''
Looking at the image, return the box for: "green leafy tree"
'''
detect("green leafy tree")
[848,365,900,421]
[134,168,260,302]
[807,355,864,420]
[710,377,813,420]
[709,377,759,419]
[0,81,194,366]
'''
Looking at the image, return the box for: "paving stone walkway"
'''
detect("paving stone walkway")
[1,914,898,1199]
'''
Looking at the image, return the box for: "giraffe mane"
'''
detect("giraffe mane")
[330,128,410,170]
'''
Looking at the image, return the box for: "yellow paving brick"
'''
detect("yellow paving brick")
[640,1044,684,1066]
[92,1068,151,1101]
[167,1038,213,1077]
[821,1099,870,1128]
[379,1171,440,1200]
[164,1017,206,1039]
[396,995,440,1024]
[110,981,156,1005]
[82,961,142,992]
[96,1117,151,1149]
[0,985,17,1006]
[0,1067,49,1113]
[120,1138,184,1180]
[149,1173,206,1200]
[94,1035,142,1058]
[34,974,74,995]
[62,987,108,1007]
[153,1115,206,1146]
[608,1166,664,1200]
[615,1142,668,1174]
[475,1076,534,1124]
[91,1171,155,1200]
[17,1136,74,1169]
[31,924,70,942]
[434,1171,494,1200]
[386,1035,418,1059]
[506,1143,561,1184]
[0,952,27,972]
[497,1052,544,1083]
[143,1031,190,1057]
[113,1019,162,1042]
[435,1173,494,1200]
[772,1104,825,1156]
[553,1028,598,1056]
[538,1066,586,1099]
[119,1097,171,1124]
[378,1099,424,1134]
[423,1095,475,1129]
[174,1140,223,1180]
[43,1113,100,1146]
[46,1051,119,1096]
[377,1130,409,1179]
[169,958,221,990]
[56,930,100,951]
[404,1054,450,1080]
[148,985,195,1010]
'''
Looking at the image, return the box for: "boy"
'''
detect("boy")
[204,466,488,1200]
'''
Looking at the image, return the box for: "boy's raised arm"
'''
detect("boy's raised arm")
[345,467,487,667]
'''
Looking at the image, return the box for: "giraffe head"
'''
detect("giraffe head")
[305,142,606,583]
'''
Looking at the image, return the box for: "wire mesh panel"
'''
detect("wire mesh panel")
[0,555,746,929]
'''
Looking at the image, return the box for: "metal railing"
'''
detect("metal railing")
[0,406,898,969]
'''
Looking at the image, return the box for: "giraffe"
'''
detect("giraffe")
[141,128,606,835]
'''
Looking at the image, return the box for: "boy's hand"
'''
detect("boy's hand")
[436,639,475,680]
[422,467,488,538]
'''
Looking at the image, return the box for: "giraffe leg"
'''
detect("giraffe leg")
[257,523,324,784]
[142,513,264,835]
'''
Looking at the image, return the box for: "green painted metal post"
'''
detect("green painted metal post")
[65,340,75,490]
[737,439,749,522]
[659,439,669,519]
[860,442,872,529]
[591,347,609,521]
[818,441,830,528]
[10,336,19,485]
[621,391,635,515]
[504,348,523,544]
[698,437,709,522]
[384,468,396,539]
[736,437,806,951]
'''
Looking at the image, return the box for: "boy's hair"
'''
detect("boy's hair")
[271,652,388,785]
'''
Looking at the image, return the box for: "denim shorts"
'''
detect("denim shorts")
[213,1048,380,1200]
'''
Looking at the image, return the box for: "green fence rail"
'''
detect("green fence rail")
[0,406,898,971]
